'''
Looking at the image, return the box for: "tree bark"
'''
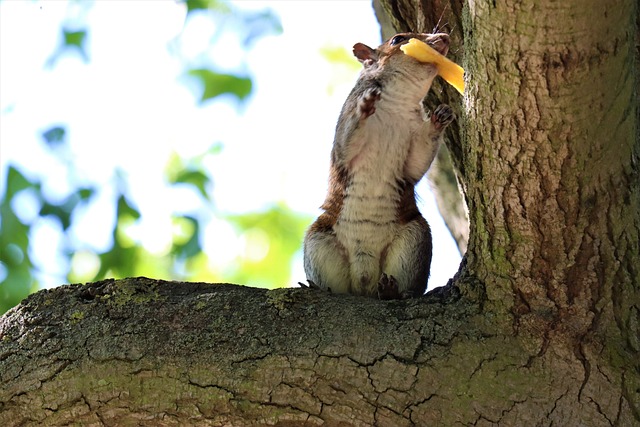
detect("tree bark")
[0,272,635,426]
[464,0,639,336]
[1,0,639,425]
[459,0,640,422]
[0,277,488,426]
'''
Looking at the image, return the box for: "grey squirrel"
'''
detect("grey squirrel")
[303,32,455,299]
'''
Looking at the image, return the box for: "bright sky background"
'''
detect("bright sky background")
[0,0,461,291]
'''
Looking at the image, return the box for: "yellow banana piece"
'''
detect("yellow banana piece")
[400,38,464,95]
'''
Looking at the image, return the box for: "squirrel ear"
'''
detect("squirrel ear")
[353,43,377,66]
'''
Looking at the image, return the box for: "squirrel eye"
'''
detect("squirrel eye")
[390,35,408,46]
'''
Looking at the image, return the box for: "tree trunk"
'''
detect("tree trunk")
[459,0,640,423]
[1,0,639,425]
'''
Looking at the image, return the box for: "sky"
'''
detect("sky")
[0,0,461,291]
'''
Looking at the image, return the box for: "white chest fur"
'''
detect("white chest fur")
[334,91,425,267]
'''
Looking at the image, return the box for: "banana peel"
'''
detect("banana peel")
[400,38,464,95]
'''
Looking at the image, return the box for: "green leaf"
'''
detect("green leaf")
[94,244,139,281]
[172,216,201,259]
[186,0,214,13]
[188,69,252,103]
[0,268,33,314]
[0,212,30,258]
[39,188,96,230]
[184,0,231,15]
[116,195,141,220]
[46,27,90,67]
[41,126,67,148]
[0,166,37,314]
[90,193,144,281]
[62,28,89,61]
[172,170,211,200]
[78,187,95,200]
[40,202,72,230]
[63,28,86,50]
[5,166,38,200]
[2,243,25,267]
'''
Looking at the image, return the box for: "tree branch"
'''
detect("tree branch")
[1,277,482,425]
[2,277,635,424]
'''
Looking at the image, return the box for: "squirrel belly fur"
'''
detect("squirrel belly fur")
[303,32,455,300]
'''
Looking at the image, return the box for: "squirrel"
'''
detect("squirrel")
[302,32,455,300]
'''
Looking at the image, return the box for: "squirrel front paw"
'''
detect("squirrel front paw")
[430,104,455,131]
[358,86,382,119]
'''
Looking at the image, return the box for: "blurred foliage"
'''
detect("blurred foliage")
[41,126,67,148]
[47,27,89,67]
[182,0,281,104]
[225,205,311,289]
[0,167,38,313]
[185,0,231,14]
[0,0,309,315]
[183,0,281,47]
[188,69,253,104]
[62,28,88,59]
[319,45,361,95]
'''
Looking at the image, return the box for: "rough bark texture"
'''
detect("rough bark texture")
[1,274,635,426]
[0,277,488,426]
[460,0,640,422]
[1,0,639,425]
[463,0,639,342]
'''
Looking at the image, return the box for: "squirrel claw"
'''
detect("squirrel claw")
[298,280,318,289]
[298,280,330,293]
[358,85,382,119]
[431,104,455,130]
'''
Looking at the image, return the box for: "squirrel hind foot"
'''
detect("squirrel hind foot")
[377,273,401,300]
[377,274,419,300]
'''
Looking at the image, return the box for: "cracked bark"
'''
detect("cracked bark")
[3,275,636,425]
[1,0,639,425]
[1,278,485,426]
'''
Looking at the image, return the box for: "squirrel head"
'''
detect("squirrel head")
[352,32,450,76]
